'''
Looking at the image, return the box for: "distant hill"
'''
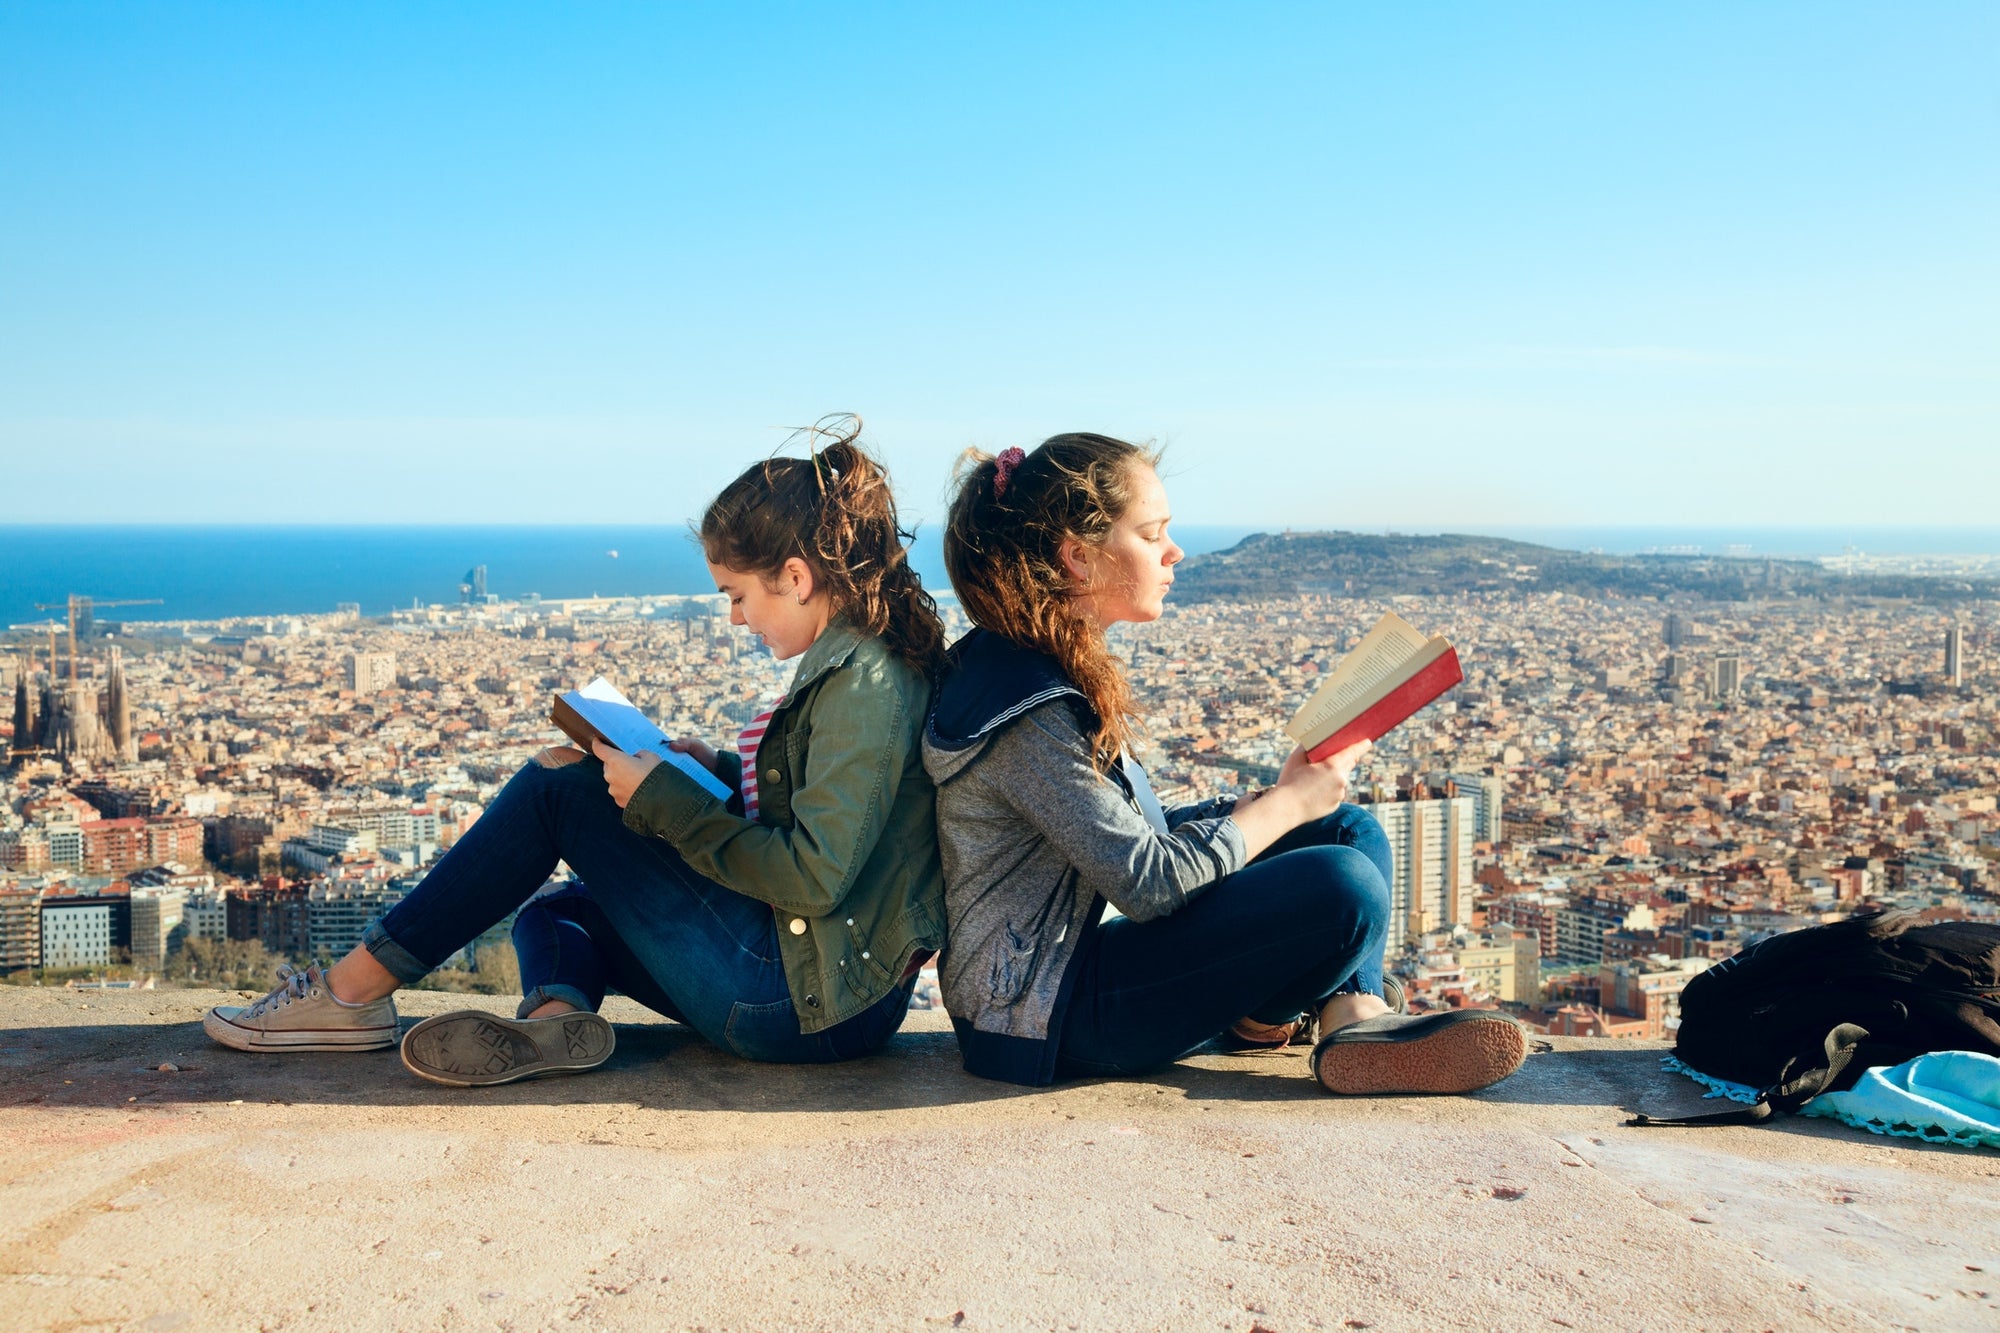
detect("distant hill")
[1170,531,2000,603]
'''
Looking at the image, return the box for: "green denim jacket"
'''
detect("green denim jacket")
[622,617,945,1034]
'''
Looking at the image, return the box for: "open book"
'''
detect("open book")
[1285,612,1464,762]
[551,677,735,803]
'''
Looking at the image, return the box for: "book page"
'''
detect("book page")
[565,678,733,801]
[572,677,670,752]
[1286,613,1431,745]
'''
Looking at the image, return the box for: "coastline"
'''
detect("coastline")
[7,523,1997,630]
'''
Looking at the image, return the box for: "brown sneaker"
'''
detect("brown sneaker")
[1219,1014,1309,1054]
[400,1009,615,1087]
[1219,976,1408,1054]
[1310,1010,1527,1095]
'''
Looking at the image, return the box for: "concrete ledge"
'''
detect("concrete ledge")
[3,989,1997,1330]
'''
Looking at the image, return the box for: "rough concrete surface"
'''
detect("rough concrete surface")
[3,989,1997,1332]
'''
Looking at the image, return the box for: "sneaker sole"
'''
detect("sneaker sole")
[202,1007,398,1052]
[1312,1012,1527,1095]
[400,1010,615,1088]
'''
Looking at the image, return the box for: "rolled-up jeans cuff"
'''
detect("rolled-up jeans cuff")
[360,920,433,986]
[517,984,594,1020]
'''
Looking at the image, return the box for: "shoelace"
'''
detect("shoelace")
[243,963,315,1019]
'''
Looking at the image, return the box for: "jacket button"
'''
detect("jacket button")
[861,950,871,960]
[765,768,782,783]
[789,918,807,935]
[805,994,819,1008]
[846,918,854,927]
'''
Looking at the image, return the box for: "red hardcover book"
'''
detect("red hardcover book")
[1286,613,1465,762]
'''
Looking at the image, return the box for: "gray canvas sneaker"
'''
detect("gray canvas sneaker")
[400,1009,615,1087]
[203,963,400,1052]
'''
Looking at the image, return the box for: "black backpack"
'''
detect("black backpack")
[1630,910,2000,1128]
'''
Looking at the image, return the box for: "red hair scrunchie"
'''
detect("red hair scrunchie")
[992,446,1026,499]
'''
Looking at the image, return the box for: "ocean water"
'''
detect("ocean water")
[1477,526,2000,558]
[0,524,1261,626]
[5,523,1995,627]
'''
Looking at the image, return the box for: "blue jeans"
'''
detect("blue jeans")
[363,754,912,1063]
[1054,803,1394,1078]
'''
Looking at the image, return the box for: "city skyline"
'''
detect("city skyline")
[6,580,1992,1007]
[3,4,1996,527]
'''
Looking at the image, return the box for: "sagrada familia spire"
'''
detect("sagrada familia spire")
[105,645,136,764]
[7,647,138,769]
[8,657,34,766]
[8,646,138,769]
[41,681,113,766]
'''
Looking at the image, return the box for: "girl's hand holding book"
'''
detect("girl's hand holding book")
[1275,738,1372,818]
[1227,739,1372,860]
[592,738,662,809]
[667,736,721,777]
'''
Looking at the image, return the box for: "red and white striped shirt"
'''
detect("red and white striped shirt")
[737,697,785,819]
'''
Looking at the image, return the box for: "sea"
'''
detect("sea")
[4,524,1998,628]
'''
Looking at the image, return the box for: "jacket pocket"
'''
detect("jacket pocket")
[988,922,1041,1006]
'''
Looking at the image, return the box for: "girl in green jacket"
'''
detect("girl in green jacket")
[204,418,949,1085]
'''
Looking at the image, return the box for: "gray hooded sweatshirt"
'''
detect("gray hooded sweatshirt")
[923,630,1248,1084]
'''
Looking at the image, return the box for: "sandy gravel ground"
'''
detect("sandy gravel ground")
[3,988,1996,1331]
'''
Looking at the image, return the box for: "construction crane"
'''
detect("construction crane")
[31,594,163,682]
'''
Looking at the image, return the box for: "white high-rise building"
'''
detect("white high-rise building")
[1708,653,1742,701]
[306,882,409,961]
[41,813,87,868]
[41,899,112,969]
[129,887,187,971]
[183,892,229,942]
[1946,625,1965,687]
[325,807,441,849]
[347,652,396,695]
[1446,774,1505,844]
[1367,795,1476,949]
[0,884,43,973]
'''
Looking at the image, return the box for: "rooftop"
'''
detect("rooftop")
[4,989,1996,1330]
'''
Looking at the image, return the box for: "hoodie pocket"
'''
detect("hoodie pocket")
[988,922,1041,1006]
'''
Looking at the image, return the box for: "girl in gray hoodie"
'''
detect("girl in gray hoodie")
[925,433,1527,1095]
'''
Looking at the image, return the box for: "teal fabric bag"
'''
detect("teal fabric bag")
[1663,1051,2000,1151]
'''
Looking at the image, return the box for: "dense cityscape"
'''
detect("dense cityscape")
[3,573,1993,1044]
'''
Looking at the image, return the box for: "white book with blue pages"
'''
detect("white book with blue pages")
[550,676,734,803]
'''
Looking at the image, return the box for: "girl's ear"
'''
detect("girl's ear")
[1058,537,1093,589]
[783,556,817,605]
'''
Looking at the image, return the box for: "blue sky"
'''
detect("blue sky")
[2,3,1994,528]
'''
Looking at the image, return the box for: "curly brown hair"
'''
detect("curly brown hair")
[700,415,946,676]
[943,432,1160,768]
